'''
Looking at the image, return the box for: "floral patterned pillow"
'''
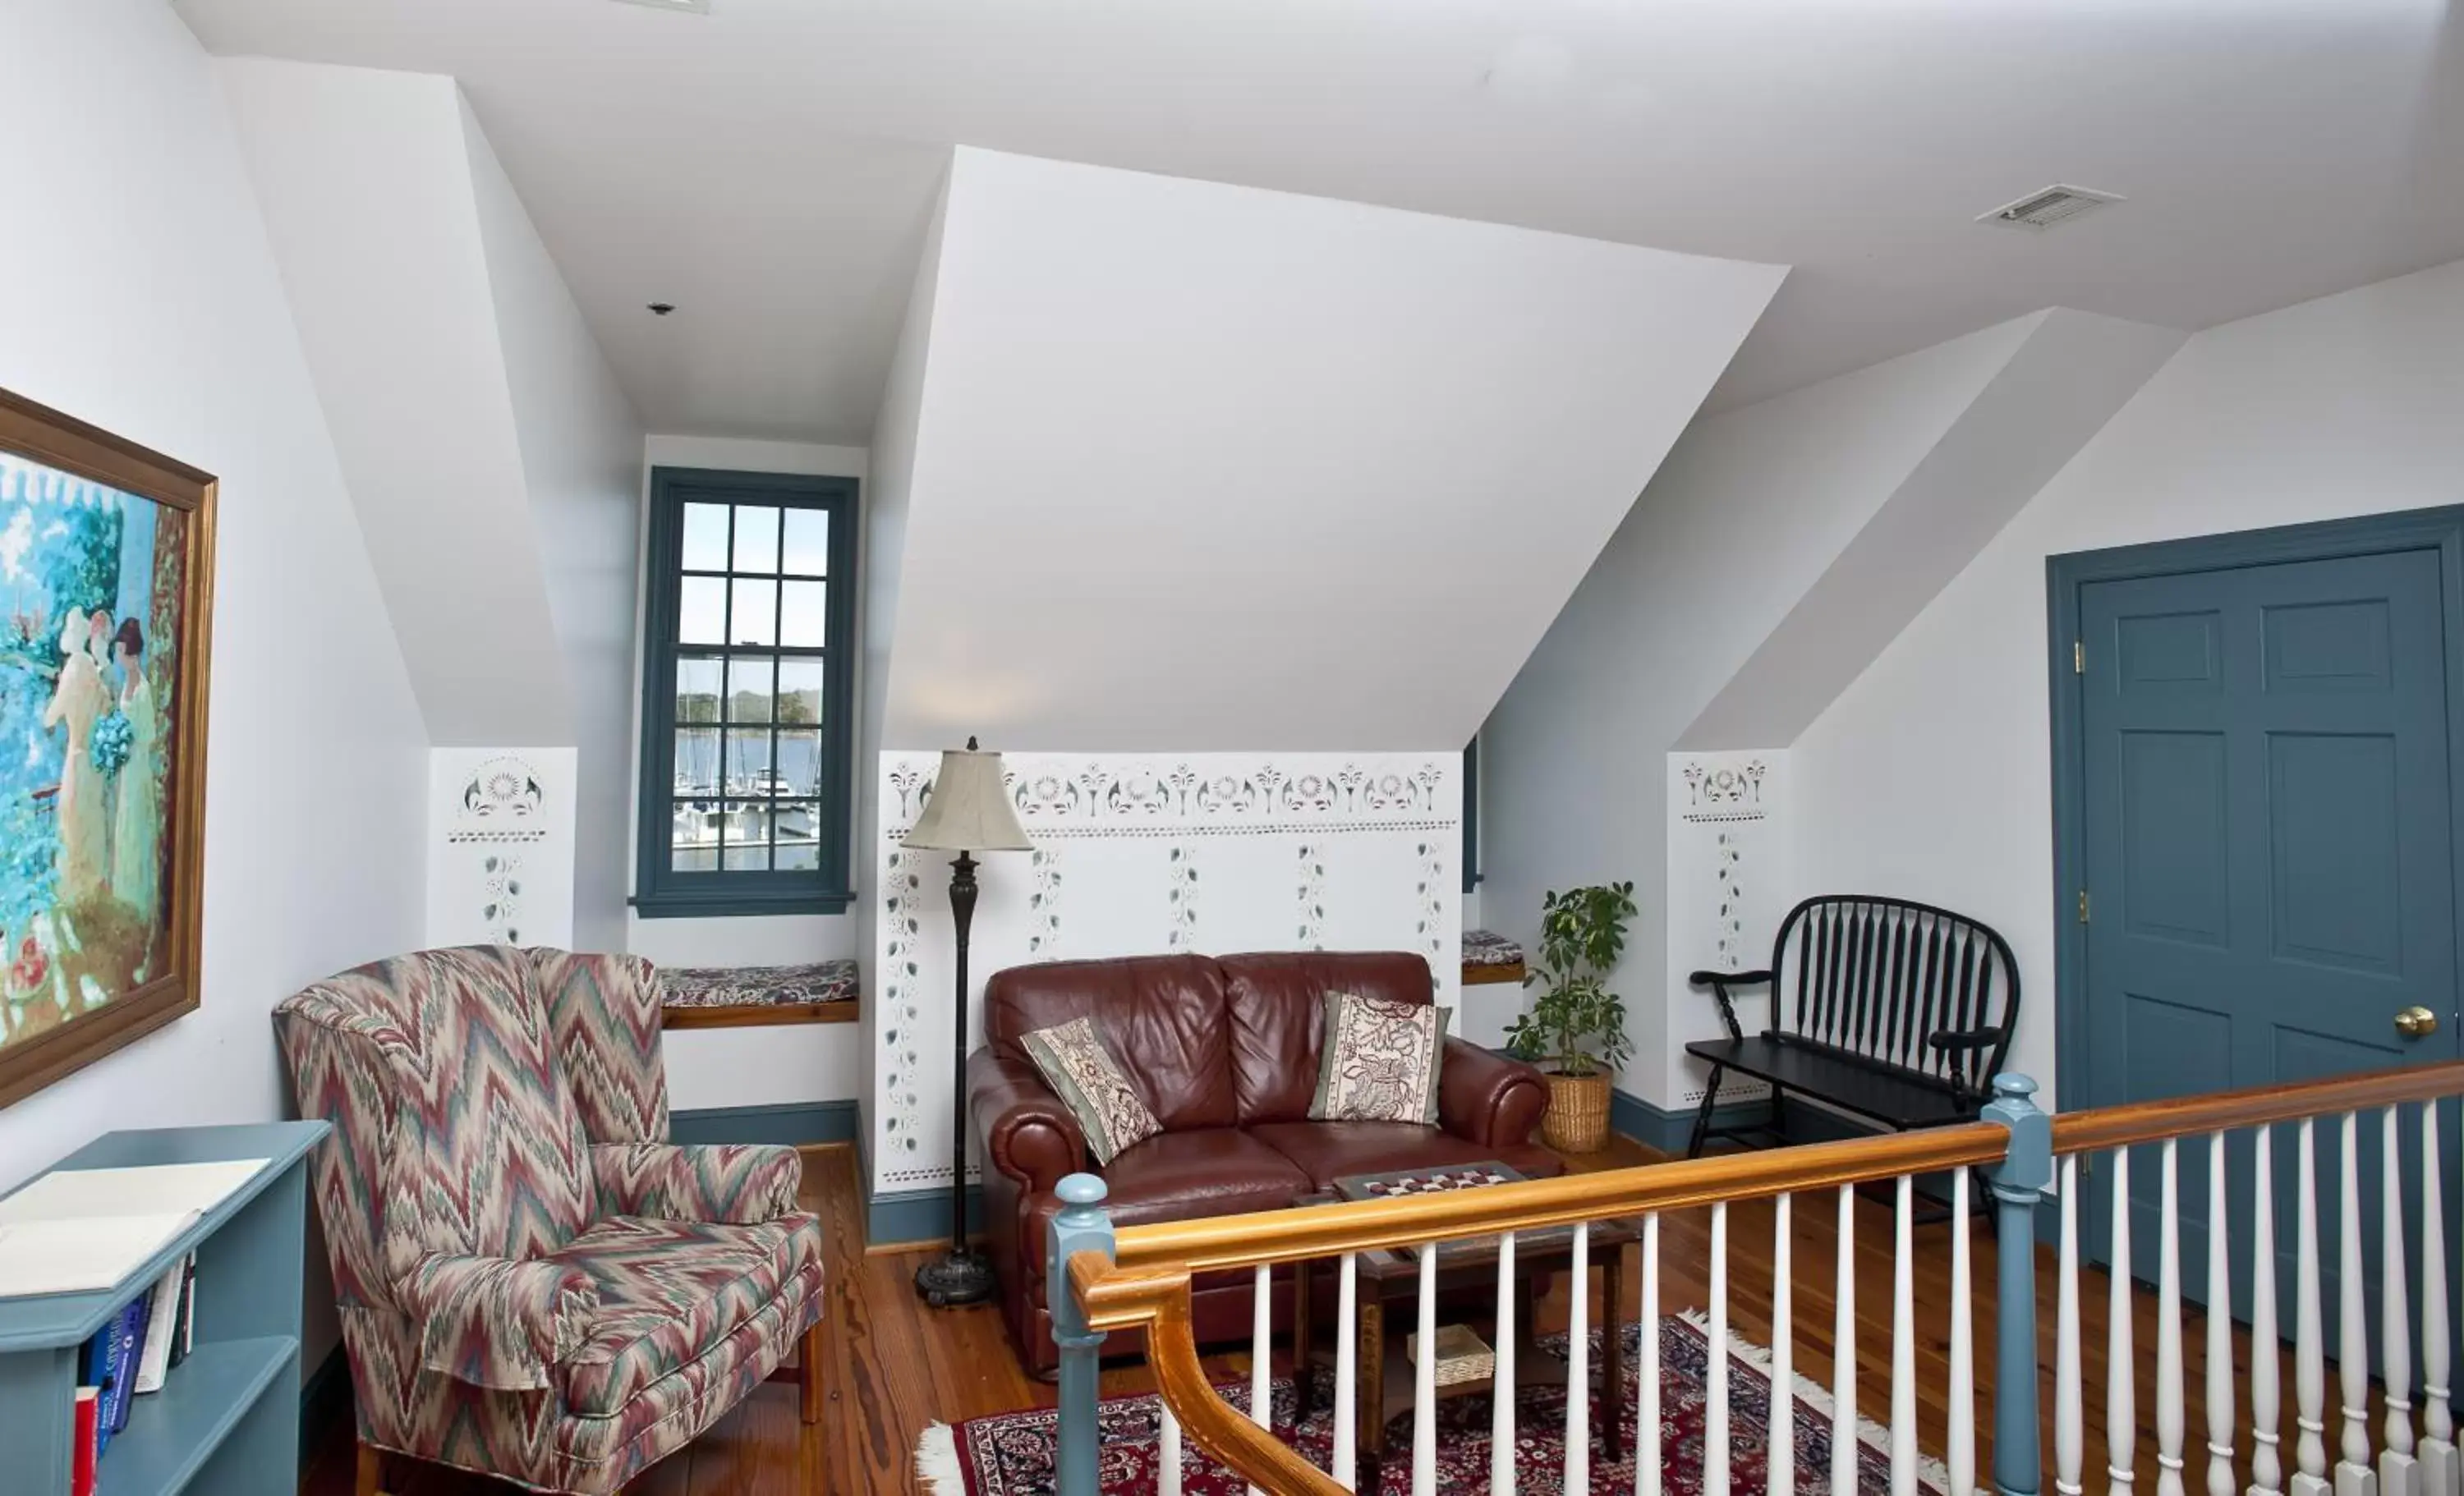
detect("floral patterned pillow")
[1309,991,1450,1126]
[1021,1016,1162,1166]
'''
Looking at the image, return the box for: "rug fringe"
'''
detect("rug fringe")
[915,1419,963,1496]
[1675,1306,1957,1492]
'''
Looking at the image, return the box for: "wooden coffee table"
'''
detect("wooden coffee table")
[1289,1163,1636,1494]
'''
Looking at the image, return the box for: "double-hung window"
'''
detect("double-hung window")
[634,468,858,916]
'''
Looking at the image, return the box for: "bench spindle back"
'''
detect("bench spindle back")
[1776,896,2020,1098]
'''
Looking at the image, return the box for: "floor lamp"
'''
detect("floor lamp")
[903,737,1034,1308]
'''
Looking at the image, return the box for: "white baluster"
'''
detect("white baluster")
[2057,1154,2084,1496]
[2162,1137,2188,1496]
[1710,1202,1731,1496]
[2252,1125,2283,1496]
[1642,1212,1663,1496]
[2213,1131,2239,1496]
[1568,1223,1593,1496]
[2418,1102,2456,1496]
[2382,1108,2417,1496]
[1951,1168,1976,1496]
[2115,1147,2140,1496]
[2338,1112,2379,1496]
[1892,1174,1916,1496]
[1161,1402,1184,1496]
[2296,1119,2331,1496]
[1335,1251,1357,1494]
[1834,1185,1859,1496]
[1495,1232,1517,1496]
[1771,1193,1795,1496]
[1415,1242,1437,1496]
[1253,1263,1272,1496]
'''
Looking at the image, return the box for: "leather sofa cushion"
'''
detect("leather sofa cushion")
[983,955,1236,1131]
[1018,1128,1314,1313]
[1246,1120,1565,1191]
[1100,1127,1315,1223]
[1221,952,1434,1124]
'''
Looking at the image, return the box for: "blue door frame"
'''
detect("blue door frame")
[2045,504,2464,1118]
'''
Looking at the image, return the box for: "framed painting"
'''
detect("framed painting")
[0,388,214,1109]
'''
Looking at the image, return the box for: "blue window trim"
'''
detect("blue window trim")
[633,466,860,919]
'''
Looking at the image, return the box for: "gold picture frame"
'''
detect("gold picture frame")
[0,387,215,1110]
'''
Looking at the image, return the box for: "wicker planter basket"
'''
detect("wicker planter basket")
[1541,1069,1611,1153]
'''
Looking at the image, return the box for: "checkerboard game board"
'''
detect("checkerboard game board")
[1350,1167,1513,1198]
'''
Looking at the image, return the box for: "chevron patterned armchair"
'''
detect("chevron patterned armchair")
[275,946,825,1496]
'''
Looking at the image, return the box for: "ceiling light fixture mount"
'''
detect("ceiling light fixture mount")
[1977,183,2123,232]
[608,0,710,12]
[647,302,676,316]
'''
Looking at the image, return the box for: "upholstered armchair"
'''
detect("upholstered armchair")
[274,946,825,1496]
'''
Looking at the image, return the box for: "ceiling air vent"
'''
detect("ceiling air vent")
[1977,184,2122,231]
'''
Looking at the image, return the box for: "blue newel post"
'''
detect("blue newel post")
[1984,1073,2054,1496]
[1048,1172,1116,1496]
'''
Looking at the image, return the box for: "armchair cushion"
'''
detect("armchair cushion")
[395,1250,599,1392]
[549,1213,824,1416]
[589,1142,802,1226]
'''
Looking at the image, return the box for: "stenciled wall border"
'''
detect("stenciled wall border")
[871,750,1460,1193]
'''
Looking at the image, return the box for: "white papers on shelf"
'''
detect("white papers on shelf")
[0,1215,195,1297]
[0,1159,266,1299]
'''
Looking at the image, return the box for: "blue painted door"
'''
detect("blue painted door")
[2079,548,2462,1347]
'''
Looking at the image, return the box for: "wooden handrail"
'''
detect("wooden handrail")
[2050,1058,2464,1156]
[1107,1120,2012,1274]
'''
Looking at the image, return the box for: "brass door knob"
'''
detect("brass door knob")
[2394,1005,2439,1038]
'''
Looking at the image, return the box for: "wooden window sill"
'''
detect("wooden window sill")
[662,999,861,1030]
[1462,961,1526,987]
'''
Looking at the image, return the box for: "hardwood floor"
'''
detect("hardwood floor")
[303,1137,2388,1495]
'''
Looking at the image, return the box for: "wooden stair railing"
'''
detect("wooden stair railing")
[1056,1061,2464,1496]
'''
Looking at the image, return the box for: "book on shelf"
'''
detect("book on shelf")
[133,1255,187,1394]
[71,1385,99,1496]
[167,1252,195,1370]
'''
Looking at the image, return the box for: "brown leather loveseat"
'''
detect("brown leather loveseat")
[968,950,1561,1375]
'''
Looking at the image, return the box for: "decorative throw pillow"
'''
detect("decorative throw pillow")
[1021,1016,1162,1166]
[1309,991,1450,1125]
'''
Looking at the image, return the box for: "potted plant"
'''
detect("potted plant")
[1502,882,1638,1153]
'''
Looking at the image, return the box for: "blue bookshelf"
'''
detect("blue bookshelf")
[0,1122,327,1496]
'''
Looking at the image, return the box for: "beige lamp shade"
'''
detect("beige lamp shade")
[902,744,1033,851]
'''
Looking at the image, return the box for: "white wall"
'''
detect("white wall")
[0,0,434,1361]
[1794,256,2464,1101]
[631,435,871,1112]
[882,148,1784,752]
[1481,317,2039,1106]
[462,99,644,953]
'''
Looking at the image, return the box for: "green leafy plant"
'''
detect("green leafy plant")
[1502,882,1638,1079]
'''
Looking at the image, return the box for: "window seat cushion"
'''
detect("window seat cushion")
[660,959,859,1009]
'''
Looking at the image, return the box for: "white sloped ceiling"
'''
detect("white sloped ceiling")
[876,149,1787,753]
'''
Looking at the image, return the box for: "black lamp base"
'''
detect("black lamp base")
[913,1247,998,1308]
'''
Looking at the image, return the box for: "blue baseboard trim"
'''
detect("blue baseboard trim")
[301,1342,351,1464]
[1610,1086,1772,1155]
[868,1183,986,1247]
[670,1099,861,1147]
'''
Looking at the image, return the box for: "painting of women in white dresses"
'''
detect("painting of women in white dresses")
[0,448,188,1053]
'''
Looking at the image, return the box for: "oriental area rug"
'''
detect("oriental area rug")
[917,1310,1951,1495]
